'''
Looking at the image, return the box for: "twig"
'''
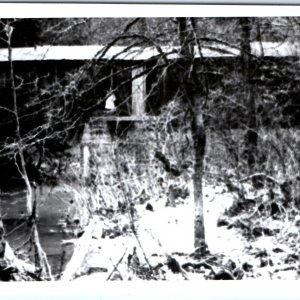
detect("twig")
[274,266,297,273]
[239,173,280,185]
[4,220,26,238]
[106,249,127,281]
[155,150,182,176]
[224,174,245,201]
[14,236,32,253]
[132,230,154,273]
[113,146,154,273]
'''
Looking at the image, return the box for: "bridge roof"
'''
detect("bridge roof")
[0,42,299,62]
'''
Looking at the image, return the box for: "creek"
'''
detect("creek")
[0,185,77,276]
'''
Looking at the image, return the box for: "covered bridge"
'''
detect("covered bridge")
[1,41,299,120]
[0,42,299,183]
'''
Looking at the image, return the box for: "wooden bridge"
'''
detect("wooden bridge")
[2,42,300,180]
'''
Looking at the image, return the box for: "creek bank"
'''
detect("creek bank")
[1,183,98,278]
[66,183,300,280]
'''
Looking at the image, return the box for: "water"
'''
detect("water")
[3,219,74,275]
[0,185,77,277]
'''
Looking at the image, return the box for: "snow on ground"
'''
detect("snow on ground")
[71,183,299,280]
[136,195,194,255]
[136,183,246,256]
[134,183,246,257]
[73,184,246,278]
[203,185,247,255]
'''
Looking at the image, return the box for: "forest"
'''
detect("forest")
[0,17,300,281]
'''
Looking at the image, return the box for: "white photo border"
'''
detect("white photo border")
[0,3,300,299]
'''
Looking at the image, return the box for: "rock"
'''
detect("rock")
[214,270,235,280]
[242,262,253,272]
[217,218,229,227]
[76,231,85,238]
[86,267,108,275]
[145,203,154,212]
[166,257,181,274]
[0,264,17,281]
[272,247,284,253]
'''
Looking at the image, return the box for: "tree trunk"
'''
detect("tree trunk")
[7,25,52,280]
[240,17,258,172]
[192,97,206,247]
[7,30,33,216]
[0,218,6,259]
[177,18,206,247]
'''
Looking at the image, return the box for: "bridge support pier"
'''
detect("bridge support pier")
[132,65,146,118]
[81,123,91,182]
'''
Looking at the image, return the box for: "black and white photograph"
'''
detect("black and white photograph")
[1,6,300,282]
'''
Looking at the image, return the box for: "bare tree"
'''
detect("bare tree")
[177,17,206,246]
[240,17,258,172]
[4,22,52,280]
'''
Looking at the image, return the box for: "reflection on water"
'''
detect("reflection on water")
[0,185,77,277]
[4,220,74,275]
